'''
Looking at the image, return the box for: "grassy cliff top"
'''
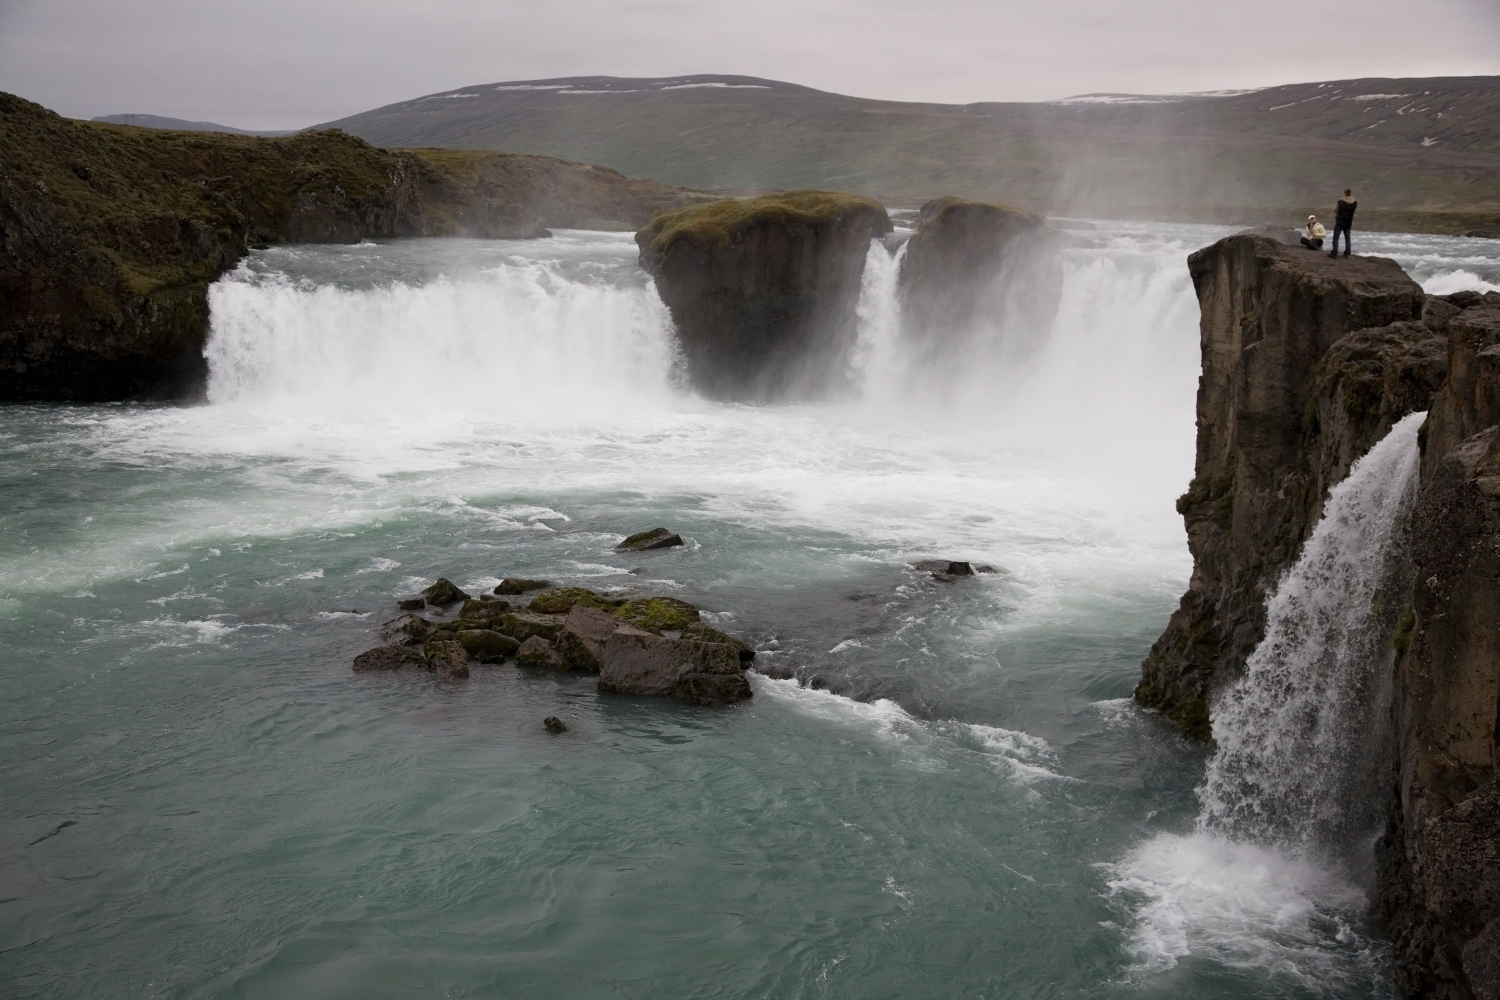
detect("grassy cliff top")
[638,190,891,262]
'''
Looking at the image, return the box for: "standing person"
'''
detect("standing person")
[1330,189,1357,258]
[1301,215,1326,250]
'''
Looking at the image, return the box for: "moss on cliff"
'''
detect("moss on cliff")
[637,190,889,265]
[0,90,705,400]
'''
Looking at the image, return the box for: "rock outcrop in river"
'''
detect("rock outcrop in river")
[0,92,707,402]
[897,196,1063,364]
[1138,232,1500,997]
[636,190,892,401]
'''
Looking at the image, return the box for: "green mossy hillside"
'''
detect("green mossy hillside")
[0,91,706,400]
[637,189,890,264]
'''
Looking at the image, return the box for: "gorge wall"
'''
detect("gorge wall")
[0,92,706,401]
[1138,233,1500,996]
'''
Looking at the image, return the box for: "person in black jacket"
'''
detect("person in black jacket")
[1329,189,1357,258]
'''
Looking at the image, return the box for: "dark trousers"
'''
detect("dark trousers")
[1301,236,1324,250]
[1331,223,1351,255]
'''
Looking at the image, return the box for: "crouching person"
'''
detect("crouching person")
[1301,215,1326,250]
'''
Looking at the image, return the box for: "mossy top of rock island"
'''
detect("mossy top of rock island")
[636,190,891,266]
[913,195,1040,230]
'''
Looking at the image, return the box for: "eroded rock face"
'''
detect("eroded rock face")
[637,191,893,401]
[897,197,1063,368]
[1137,235,1431,737]
[1375,296,1500,1000]
[597,626,750,705]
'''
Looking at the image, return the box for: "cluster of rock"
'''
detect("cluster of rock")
[636,191,1066,402]
[911,559,998,582]
[1135,233,1500,997]
[353,576,755,708]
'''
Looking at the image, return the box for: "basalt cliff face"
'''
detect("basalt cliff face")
[1380,293,1500,1000]
[1137,236,1437,738]
[636,191,892,402]
[0,92,706,401]
[1139,233,1500,996]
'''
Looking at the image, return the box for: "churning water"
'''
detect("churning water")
[1,223,1495,999]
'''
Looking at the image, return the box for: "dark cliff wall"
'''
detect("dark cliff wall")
[0,92,705,402]
[636,191,892,402]
[1137,235,1433,737]
[1140,231,1500,995]
[1379,297,1500,1000]
[896,196,1062,368]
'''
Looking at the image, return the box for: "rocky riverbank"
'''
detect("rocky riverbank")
[1137,233,1500,997]
[0,92,708,401]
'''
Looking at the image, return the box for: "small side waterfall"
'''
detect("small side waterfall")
[1197,411,1425,858]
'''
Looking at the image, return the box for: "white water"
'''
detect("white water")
[1112,413,1424,992]
[1199,413,1422,853]
[14,223,1491,998]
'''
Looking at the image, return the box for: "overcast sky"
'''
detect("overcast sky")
[2,0,1498,129]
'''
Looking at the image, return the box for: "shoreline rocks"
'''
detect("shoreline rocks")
[637,190,893,401]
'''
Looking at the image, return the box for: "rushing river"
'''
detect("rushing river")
[3,222,1497,999]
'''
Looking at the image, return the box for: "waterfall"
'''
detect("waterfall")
[1197,411,1424,858]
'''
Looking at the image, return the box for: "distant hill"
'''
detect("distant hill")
[321,74,1500,231]
[92,114,298,137]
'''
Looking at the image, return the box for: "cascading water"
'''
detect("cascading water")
[1111,413,1424,990]
[1197,412,1423,858]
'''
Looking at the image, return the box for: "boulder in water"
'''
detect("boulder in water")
[379,613,436,646]
[614,596,700,630]
[396,597,426,611]
[597,626,750,705]
[637,191,893,401]
[455,629,520,663]
[912,559,975,578]
[681,621,755,661]
[543,716,569,734]
[494,578,553,595]
[352,645,429,672]
[555,605,624,673]
[516,635,566,670]
[616,528,684,552]
[423,639,470,679]
[421,578,470,606]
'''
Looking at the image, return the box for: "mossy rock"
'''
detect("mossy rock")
[615,597,701,631]
[681,621,754,661]
[637,189,890,265]
[494,578,553,595]
[459,598,511,620]
[527,587,625,615]
[455,629,520,663]
[422,578,470,606]
[616,527,684,552]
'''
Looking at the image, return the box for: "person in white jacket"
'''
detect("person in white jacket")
[1301,215,1327,250]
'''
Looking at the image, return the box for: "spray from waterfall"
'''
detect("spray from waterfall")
[1197,411,1424,859]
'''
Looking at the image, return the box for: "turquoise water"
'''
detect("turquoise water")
[3,224,1494,998]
